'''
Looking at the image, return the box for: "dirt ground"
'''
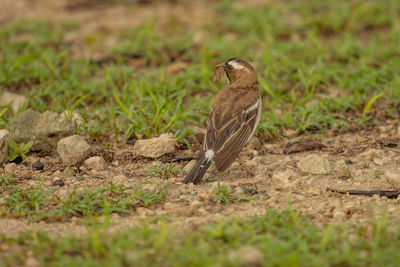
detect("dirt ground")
[2,122,400,237]
[1,0,400,237]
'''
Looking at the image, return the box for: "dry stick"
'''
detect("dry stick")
[327,187,400,199]
[158,156,196,163]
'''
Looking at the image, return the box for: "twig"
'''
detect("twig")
[158,156,196,163]
[327,187,400,199]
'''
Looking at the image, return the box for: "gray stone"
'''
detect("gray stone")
[57,135,91,166]
[0,91,27,113]
[297,154,331,175]
[385,169,400,189]
[7,109,77,151]
[0,129,10,164]
[83,156,106,171]
[133,133,175,158]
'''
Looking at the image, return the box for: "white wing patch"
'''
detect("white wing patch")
[205,149,214,160]
[228,61,244,70]
[245,100,259,114]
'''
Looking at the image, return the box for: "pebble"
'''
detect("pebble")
[297,154,331,175]
[52,179,65,187]
[57,135,91,166]
[83,156,106,171]
[32,160,44,171]
[133,133,176,158]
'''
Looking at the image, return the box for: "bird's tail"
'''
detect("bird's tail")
[183,156,212,184]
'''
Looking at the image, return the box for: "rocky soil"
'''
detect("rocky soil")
[1,117,400,237]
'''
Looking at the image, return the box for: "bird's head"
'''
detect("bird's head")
[212,58,257,84]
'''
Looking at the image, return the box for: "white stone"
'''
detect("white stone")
[57,135,91,166]
[297,154,331,175]
[133,133,175,158]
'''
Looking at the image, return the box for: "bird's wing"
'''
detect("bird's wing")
[204,89,260,172]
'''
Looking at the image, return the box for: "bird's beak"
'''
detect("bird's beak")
[211,63,225,83]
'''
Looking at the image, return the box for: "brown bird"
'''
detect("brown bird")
[183,58,262,184]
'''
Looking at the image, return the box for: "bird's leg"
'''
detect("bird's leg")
[238,155,254,176]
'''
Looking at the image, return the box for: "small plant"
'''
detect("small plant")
[64,95,88,120]
[0,175,17,188]
[148,160,183,177]
[131,185,168,206]
[0,183,168,222]
[213,183,252,203]
[360,93,384,123]
[3,185,51,222]
[8,140,33,162]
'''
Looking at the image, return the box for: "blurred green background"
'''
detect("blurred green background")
[1,0,400,144]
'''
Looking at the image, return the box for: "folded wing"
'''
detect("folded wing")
[205,95,260,172]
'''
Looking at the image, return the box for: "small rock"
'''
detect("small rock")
[183,160,196,173]
[271,171,291,184]
[297,154,331,175]
[345,159,353,164]
[32,160,44,170]
[57,135,91,166]
[0,91,27,113]
[4,163,17,174]
[7,109,76,151]
[229,245,263,266]
[52,179,65,186]
[334,163,351,179]
[0,129,10,164]
[384,169,400,189]
[83,156,106,171]
[133,133,176,158]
